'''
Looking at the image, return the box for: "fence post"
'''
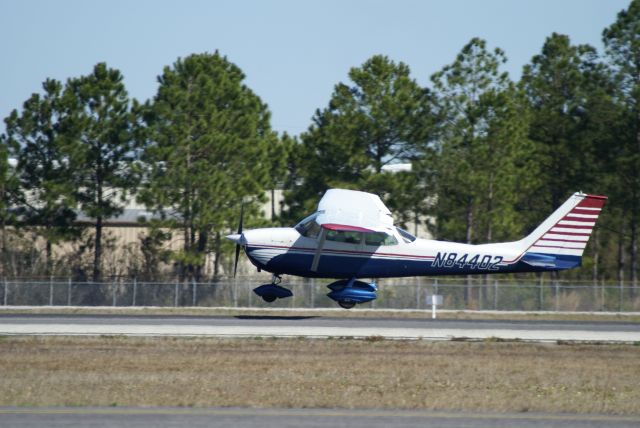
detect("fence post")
[310,278,315,308]
[3,278,7,306]
[233,279,237,308]
[539,281,544,311]
[494,280,498,310]
[433,278,439,304]
[415,282,420,310]
[619,281,623,312]
[192,279,197,307]
[49,276,53,306]
[555,281,559,311]
[132,277,137,306]
[112,279,117,307]
[174,282,178,307]
[67,278,71,306]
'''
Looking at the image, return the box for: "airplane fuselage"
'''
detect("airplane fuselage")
[241,227,581,279]
[227,190,605,308]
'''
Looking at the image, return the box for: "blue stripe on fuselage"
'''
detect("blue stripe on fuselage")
[245,246,582,279]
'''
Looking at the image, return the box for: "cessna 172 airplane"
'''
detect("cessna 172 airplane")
[226,189,606,309]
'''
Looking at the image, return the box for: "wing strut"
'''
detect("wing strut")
[311,228,327,272]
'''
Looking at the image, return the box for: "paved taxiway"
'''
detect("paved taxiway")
[1,407,639,428]
[0,313,638,342]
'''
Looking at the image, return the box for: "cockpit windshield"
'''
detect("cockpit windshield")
[295,213,321,238]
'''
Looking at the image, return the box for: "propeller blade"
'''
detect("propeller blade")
[237,203,244,234]
[233,202,245,278]
[233,242,241,278]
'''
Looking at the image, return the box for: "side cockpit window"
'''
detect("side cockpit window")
[326,230,362,244]
[364,232,398,246]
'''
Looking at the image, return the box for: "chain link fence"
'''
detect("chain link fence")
[1,276,640,312]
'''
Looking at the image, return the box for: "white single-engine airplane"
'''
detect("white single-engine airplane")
[226,189,606,309]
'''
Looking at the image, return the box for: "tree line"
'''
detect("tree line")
[1,1,639,286]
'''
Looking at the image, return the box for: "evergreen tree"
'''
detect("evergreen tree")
[431,38,535,244]
[4,79,79,275]
[267,132,295,224]
[285,55,435,221]
[520,34,602,210]
[63,63,138,282]
[603,0,640,288]
[521,33,619,281]
[0,133,20,277]
[140,52,272,280]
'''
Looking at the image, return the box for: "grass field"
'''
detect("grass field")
[0,336,638,414]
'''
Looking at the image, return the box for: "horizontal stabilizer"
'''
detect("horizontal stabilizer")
[521,253,557,267]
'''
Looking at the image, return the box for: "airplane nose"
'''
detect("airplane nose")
[225,233,246,245]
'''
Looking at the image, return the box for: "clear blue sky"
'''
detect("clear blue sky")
[0,0,631,137]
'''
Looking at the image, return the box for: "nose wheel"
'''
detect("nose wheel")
[262,294,277,303]
[253,275,292,303]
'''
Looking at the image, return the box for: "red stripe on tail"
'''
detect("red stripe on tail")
[577,195,607,209]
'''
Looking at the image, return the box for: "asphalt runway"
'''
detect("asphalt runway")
[0,313,638,342]
[1,407,639,428]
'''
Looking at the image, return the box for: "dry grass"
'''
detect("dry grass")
[1,306,639,322]
[0,336,639,414]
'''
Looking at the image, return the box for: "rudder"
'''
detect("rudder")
[518,192,607,269]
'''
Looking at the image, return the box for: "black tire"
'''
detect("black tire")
[338,301,356,309]
[262,295,277,303]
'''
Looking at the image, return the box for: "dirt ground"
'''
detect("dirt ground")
[0,336,638,414]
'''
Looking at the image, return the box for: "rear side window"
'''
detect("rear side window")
[364,232,398,246]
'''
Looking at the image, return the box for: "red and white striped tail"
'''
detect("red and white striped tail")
[527,193,607,257]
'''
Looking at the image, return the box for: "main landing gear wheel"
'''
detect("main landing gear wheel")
[338,301,356,309]
[262,295,277,303]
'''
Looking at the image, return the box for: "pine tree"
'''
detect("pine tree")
[140,52,272,280]
[521,33,620,282]
[285,55,435,221]
[431,38,535,244]
[267,132,295,224]
[520,33,601,211]
[4,79,79,275]
[63,63,138,282]
[0,132,20,277]
[603,0,640,289]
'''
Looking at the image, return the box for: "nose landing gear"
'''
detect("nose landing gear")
[253,274,293,303]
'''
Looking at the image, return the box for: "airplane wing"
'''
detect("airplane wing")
[311,189,395,272]
[315,189,394,233]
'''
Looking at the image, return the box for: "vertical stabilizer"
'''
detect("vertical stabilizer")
[518,192,607,260]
